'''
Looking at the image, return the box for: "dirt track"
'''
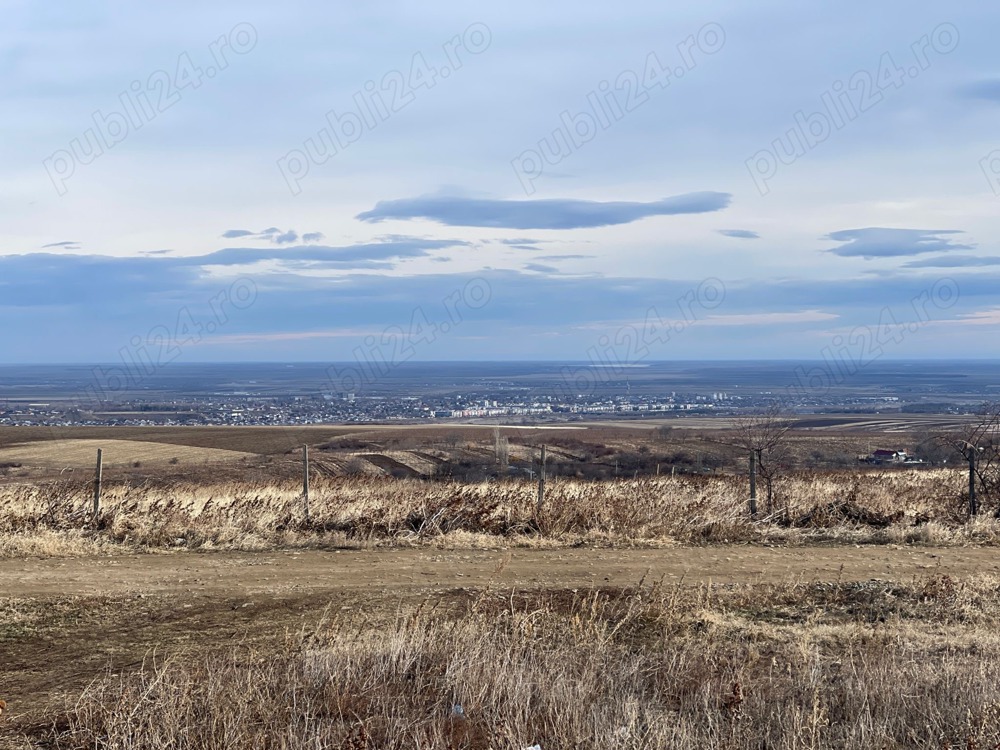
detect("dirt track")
[2,545,995,598]
[2,544,999,733]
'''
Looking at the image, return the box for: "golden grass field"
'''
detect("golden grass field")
[0,438,255,468]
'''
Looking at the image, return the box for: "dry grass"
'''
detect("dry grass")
[0,468,991,556]
[0,439,254,469]
[34,576,1000,749]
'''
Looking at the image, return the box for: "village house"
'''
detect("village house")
[867,449,908,465]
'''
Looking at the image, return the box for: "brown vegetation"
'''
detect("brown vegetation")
[0,468,990,557]
[3,422,996,748]
[34,577,1000,749]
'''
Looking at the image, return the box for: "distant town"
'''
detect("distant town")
[0,360,993,427]
[0,388,970,428]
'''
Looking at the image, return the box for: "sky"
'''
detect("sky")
[2,0,1000,364]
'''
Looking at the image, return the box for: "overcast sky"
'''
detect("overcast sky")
[3,0,999,363]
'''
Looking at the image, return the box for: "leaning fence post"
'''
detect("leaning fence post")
[303,445,311,522]
[93,448,103,518]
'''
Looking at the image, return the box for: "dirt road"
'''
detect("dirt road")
[2,544,998,734]
[1,545,993,598]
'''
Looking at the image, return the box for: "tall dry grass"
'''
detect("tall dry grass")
[40,577,1000,749]
[0,468,989,556]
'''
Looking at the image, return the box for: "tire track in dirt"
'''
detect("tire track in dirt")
[0,545,994,599]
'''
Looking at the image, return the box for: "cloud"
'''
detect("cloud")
[718,229,760,240]
[278,258,397,271]
[524,263,558,273]
[498,237,548,245]
[356,192,732,229]
[219,271,996,361]
[3,258,999,361]
[202,328,382,345]
[535,254,594,261]
[959,79,1000,103]
[701,310,839,326]
[0,237,471,308]
[7,256,987,326]
[902,255,1000,268]
[192,238,470,267]
[823,228,974,259]
[945,308,1000,326]
[41,240,81,249]
[221,228,319,245]
[0,252,201,307]
[494,237,552,250]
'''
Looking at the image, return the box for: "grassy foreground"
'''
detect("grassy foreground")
[9,466,999,747]
[28,576,1000,749]
[0,468,992,556]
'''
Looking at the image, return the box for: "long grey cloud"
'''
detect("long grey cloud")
[190,238,468,267]
[903,255,1000,268]
[0,237,470,307]
[356,192,732,229]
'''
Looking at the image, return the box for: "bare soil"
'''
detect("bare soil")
[0,546,985,599]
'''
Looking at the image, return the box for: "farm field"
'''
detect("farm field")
[0,439,254,469]
[0,413,966,486]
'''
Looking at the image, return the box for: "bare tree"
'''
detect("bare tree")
[730,405,793,518]
[946,402,1000,516]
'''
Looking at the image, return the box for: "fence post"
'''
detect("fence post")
[969,447,978,517]
[749,450,758,518]
[303,445,311,522]
[93,448,103,518]
[536,445,546,523]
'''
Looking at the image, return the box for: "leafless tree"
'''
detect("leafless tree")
[730,404,793,518]
[945,402,1000,516]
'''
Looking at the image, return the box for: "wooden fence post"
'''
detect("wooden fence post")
[303,445,311,522]
[969,447,978,517]
[93,448,103,518]
[536,445,546,524]
[749,450,758,518]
